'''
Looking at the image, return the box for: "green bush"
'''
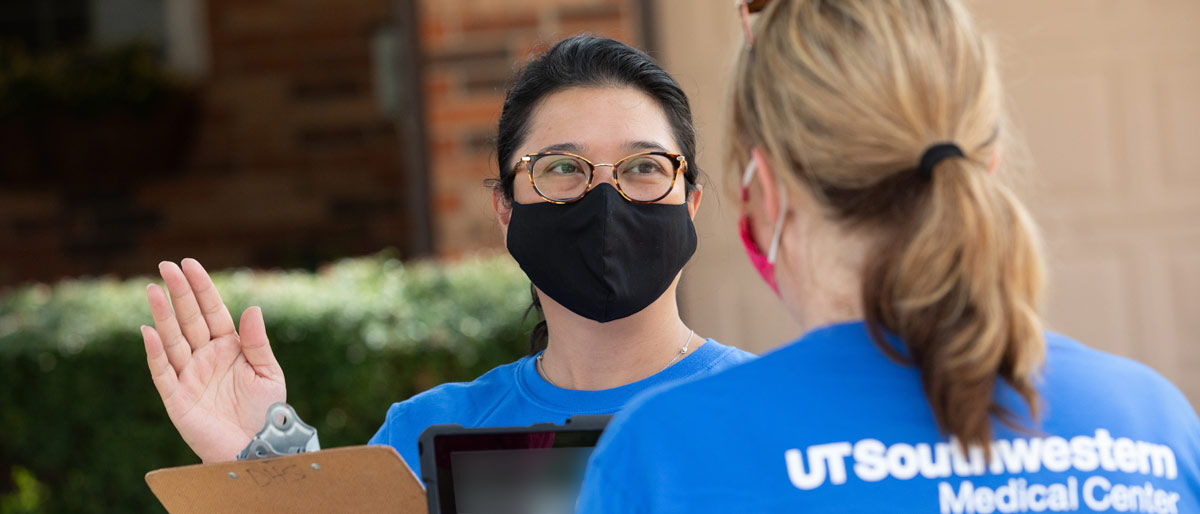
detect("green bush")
[0,252,535,513]
[0,40,183,118]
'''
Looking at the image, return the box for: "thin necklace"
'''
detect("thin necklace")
[536,329,696,389]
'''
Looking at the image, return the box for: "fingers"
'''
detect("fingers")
[142,325,180,401]
[147,283,192,374]
[238,307,283,381]
[180,258,236,338]
[159,261,211,351]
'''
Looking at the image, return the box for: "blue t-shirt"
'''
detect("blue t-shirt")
[578,321,1200,514]
[368,339,754,475]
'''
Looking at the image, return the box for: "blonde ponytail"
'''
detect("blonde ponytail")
[862,156,1045,448]
[730,0,1047,450]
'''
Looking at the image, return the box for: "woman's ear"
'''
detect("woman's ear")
[987,146,1001,175]
[752,148,783,227]
[687,184,703,219]
[493,189,512,237]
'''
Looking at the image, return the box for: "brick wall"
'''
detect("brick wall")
[0,0,642,287]
[420,0,643,256]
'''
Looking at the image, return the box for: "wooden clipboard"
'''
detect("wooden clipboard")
[145,445,428,514]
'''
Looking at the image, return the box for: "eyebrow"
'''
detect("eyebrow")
[537,142,585,154]
[534,140,672,155]
[627,140,670,153]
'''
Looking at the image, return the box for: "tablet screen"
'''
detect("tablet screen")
[431,429,603,514]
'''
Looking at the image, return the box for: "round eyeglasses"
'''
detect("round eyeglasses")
[517,151,688,204]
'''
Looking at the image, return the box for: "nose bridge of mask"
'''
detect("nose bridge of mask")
[590,181,619,197]
[593,183,623,320]
[578,184,617,294]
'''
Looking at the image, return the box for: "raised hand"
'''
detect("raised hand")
[141,258,287,463]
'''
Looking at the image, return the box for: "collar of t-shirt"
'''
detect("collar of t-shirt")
[515,338,732,415]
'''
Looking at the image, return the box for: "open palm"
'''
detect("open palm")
[141,259,287,463]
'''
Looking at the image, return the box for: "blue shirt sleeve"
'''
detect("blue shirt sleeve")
[367,402,423,474]
[366,405,393,446]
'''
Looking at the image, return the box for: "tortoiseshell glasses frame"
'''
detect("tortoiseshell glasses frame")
[515,151,689,205]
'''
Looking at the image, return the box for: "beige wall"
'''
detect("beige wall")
[660,0,803,357]
[663,0,1200,410]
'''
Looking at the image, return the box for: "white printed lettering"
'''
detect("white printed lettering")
[1095,429,1118,472]
[1113,437,1139,474]
[788,428,1184,513]
[940,481,974,514]
[991,438,1043,475]
[1135,441,1156,475]
[888,443,920,480]
[785,442,852,490]
[936,476,1178,514]
[975,483,996,514]
[852,439,888,482]
[1070,435,1099,472]
[918,442,954,479]
[994,478,1020,513]
[1026,483,1047,512]
[1083,475,1111,510]
[1041,437,1071,473]
[949,437,988,477]
[1148,443,1178,480]
[785,447,825,490]
[824,442,853,486]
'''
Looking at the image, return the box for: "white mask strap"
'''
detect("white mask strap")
[767,184,786,264]
[743,154,787,264]
[741,158,757,188]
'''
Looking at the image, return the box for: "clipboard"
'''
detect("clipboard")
[145,445,427,514]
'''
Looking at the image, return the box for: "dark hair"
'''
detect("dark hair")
[489,35,701,354]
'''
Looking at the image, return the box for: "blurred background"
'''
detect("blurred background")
[0,0,1196,512]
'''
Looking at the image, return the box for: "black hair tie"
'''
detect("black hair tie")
[918,142,965,179]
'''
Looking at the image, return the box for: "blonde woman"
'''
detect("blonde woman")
[577,1,1200,511]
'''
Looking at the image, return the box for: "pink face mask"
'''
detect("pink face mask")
[738,158,787,296]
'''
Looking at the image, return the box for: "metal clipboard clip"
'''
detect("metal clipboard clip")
[237,402,320,461]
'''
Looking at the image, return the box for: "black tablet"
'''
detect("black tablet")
[418,415,612,514]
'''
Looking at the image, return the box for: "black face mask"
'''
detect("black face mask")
[506,184,698,323]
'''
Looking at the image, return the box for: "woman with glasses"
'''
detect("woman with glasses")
[577,1,1200,512]
[138,36,754,474]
